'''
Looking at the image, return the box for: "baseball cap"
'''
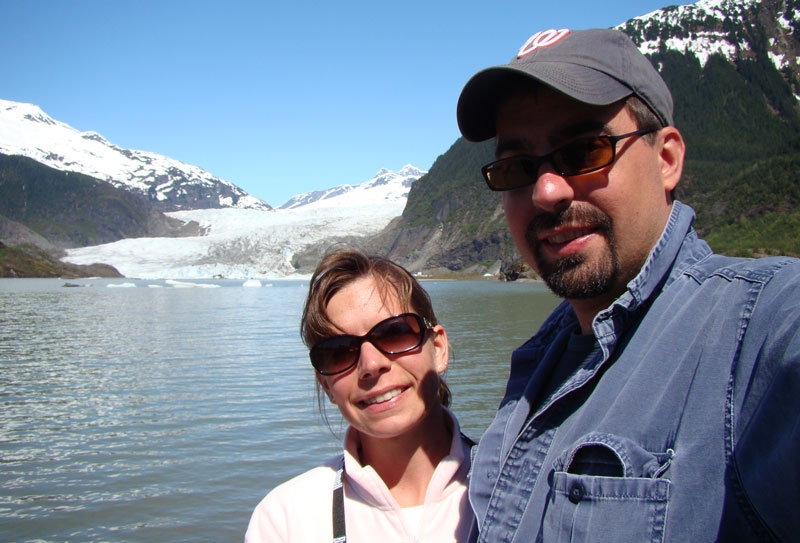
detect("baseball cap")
[457,28,674,142]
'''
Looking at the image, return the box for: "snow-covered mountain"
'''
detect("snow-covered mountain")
[62,165,426,279]
[0,98,269,211]
[620,0,800,77]
[279,165,425,209]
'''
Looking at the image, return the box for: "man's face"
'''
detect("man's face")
[495,86,675,304]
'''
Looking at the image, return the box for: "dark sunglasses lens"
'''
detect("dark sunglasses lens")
[310,336,359,374]
[553,137,614,176]
[371,315,424,353]
[483,157,540,191]
[310,315,426,375]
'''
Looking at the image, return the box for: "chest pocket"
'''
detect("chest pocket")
[540,432,672,543]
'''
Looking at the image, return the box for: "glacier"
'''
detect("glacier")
[63,166,424,279]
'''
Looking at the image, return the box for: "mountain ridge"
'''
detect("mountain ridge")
[279,165,425,210]
[0,98,270,212]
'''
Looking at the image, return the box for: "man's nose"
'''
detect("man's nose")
[530,164,574,214]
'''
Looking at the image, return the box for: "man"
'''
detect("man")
[456,28,800,542]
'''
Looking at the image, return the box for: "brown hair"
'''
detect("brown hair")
[624,95,664,140]
[301,247,452,408]
[624,95,676,200]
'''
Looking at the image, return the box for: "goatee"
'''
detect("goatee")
[526,206,619,300]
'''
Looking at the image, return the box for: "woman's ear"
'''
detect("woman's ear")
[316,373,336,404]
[432,325,449,374]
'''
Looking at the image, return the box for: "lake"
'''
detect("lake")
[0,278,560,542]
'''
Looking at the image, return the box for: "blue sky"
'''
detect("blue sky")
[2,0,675,207]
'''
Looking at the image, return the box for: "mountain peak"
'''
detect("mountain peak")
[279,166,426,210]
[397,164,426,177]
[0,98,271,212]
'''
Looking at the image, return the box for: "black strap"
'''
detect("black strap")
[332,456,346,543]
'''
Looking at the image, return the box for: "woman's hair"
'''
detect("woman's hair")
[302,247,452,408]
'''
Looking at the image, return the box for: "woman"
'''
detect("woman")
[245,248,474,542]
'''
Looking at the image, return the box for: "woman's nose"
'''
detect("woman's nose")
[357,341,391,380]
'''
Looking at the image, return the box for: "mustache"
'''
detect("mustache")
[526,205,612,237]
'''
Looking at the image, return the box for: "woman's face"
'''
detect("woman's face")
[315,275,448,441]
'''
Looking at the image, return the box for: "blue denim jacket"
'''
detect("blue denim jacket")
[469,201,800,542]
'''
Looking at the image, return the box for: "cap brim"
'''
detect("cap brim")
[457,64,633,142]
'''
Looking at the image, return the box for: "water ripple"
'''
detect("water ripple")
[0,278,558,542]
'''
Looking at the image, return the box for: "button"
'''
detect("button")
[568,482,585,504]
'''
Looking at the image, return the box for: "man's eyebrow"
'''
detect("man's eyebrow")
[494,120,610,158]
[553,120,609,141]
[494,138,527,158]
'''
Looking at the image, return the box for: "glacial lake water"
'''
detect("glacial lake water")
[0,278,560,542]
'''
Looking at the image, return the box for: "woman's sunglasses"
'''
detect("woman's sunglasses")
[310,313,433,376]
[481,128,656,191]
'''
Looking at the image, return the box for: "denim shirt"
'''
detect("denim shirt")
[469,201,800,542]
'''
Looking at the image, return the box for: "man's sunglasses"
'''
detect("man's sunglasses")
[310,313,433,376]
[481,128,656,191]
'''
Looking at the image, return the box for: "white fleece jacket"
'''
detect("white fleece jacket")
[245,410,474,542]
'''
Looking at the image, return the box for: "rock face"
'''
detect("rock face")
[0,240,122,278]
[0,154,200,249]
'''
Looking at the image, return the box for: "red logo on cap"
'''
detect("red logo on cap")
[517,29,570,58]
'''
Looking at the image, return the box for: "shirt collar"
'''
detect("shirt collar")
[593,201,709,334]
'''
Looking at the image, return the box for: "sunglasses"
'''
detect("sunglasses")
[481,128,656,191]
[310,313,433,376]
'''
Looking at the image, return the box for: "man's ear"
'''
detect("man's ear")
[658,126,685,192]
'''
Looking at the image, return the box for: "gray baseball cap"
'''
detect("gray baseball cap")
[457,28,674,142]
